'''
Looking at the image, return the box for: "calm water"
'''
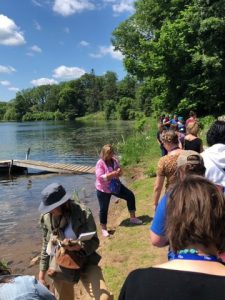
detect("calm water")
[0,120,133,272]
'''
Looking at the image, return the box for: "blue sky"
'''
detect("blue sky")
[0,0,134,102]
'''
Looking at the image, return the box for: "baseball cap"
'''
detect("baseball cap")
[177,150,204,168]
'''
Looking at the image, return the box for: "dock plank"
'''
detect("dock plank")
[0,160,96,175]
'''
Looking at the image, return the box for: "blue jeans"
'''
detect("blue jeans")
[96,184,136,225]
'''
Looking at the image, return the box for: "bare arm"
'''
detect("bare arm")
[150,230,168,248]
[152,175,165,208]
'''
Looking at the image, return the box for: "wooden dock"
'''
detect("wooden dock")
[0,160,95,175]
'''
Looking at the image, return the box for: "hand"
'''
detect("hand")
[38,271,47,287]
[61,238,82,251]
[115,168,122,177]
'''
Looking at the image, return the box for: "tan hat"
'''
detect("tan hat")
[177,150,204,168]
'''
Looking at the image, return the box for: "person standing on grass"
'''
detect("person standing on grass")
[150,150,206,249]
[185,110,197,126]
[95,144,142,237]
[119,176,225,300]
[201,120,225,193]
[38,182,111,300]
[152,130,183,208]
[184,121,203,153]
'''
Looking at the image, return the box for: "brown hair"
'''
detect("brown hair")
[166,175,225,252]
[170,124,178,131]
[161,130,178,145]
[100,144,114,161]
[186,121,199,136]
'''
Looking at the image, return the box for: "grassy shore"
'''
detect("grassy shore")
[98,117,167,299]
[98,115,215,298]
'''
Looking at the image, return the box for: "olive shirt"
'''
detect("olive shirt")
[157,154,179,191]
[39,200,99,271]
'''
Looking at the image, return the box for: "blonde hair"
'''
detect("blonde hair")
[186,121,199,136]
[100,144,114,161]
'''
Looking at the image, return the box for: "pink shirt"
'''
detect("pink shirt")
[95,158,120,193]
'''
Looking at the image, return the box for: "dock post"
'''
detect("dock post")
[9,160,13,175]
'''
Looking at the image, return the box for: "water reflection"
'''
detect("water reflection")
[0,120,133,272]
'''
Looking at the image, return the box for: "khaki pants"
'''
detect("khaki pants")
[53,265,113,300]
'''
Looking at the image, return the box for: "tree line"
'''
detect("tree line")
[0,70,151,122]
[1,1,224,122]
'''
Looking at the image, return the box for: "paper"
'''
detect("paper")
[78,231,96,242]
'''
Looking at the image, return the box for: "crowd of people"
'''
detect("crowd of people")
[120,116,225,299]
[1,113,225,300]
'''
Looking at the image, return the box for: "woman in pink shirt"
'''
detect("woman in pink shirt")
[95,144,142,237]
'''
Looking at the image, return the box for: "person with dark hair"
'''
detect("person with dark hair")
[201,120,225,192]
[38,183,111,300]
[0,261,56,300]
[119,176,225,300]
[150,150,206,248]
[156,123,167,156]
[152,130,183,208]
[185,110,197,126]
[95,144,142,237]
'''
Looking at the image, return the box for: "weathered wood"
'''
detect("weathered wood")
[0,160,95,175]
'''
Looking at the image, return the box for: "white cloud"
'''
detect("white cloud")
[79,40,89,47]
[30,45,42,53]
[52,65,86,80]
[53,0,95,16]
[90,45,123,60]
[31,78,58,87]
[0,65,16,73]
[0,14,26,46]
[34,20,42,30]
[0,80,11,86]
[8,87,20,92]
[112,0,134,13]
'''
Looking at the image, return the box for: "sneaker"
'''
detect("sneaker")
[102,229,110,237]
[130,217,142,225]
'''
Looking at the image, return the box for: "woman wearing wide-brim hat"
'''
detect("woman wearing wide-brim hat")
[38,182,112,300]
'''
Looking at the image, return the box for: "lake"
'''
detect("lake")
[0,120,133,273]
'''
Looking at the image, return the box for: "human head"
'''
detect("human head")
[170,124,178,131]
[161,130,178,147]
[166,175,225,252]
[176,150,205,181]
[39,183,71,215]
[207,120,225,146]
[100,144,115,161]
[178,116,183,123]
[186,121,199,136]
[189,110,196,118]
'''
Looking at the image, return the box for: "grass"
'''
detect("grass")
[99,115,216,298]
[98,118,167,298]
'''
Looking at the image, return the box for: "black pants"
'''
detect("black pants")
[96,184,136,225]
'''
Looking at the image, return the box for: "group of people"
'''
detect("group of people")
[119,119,225,299]
[1,117,225,300]
[157,111,203,156]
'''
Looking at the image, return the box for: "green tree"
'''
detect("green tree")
[112,0,225,116]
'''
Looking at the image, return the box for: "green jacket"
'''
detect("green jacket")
[39,200,100,271]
